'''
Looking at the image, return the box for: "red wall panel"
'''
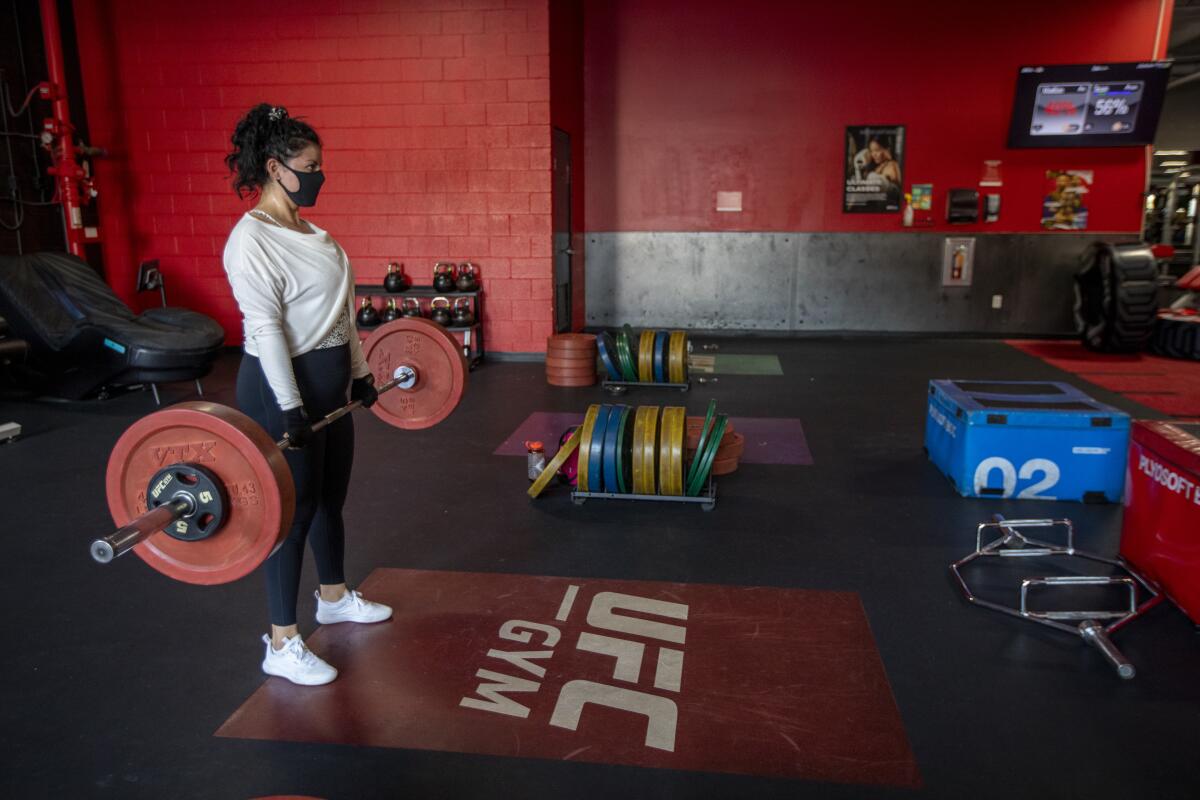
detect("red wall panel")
[584,0,1172,234]
[74,0,553,352]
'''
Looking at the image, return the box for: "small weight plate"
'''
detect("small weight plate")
[547,373,598,387]
[588,404,611,491]
[711,453,739,476]
[653,331,669,382]
[602,405,626,492]
[686,399,718,488]
[363,318,467,430]
[547,333,597,352]
[615,330,638,381]
[145,463,228,542]
[545,360,598,375]
[105,402,295,586]
[638,331,656,383]
[575,404,602,492]
[596,332,623,380]
[687,414,727,496]
[547,355,597,367]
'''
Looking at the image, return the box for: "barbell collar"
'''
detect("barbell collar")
[90,496,193,564]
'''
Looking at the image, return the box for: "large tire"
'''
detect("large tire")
[1074,242,1158,353]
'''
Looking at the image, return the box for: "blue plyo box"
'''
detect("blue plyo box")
[924,379,1130,502]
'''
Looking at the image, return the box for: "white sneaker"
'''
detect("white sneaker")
[315,589,393,625]
[261,633,338,686]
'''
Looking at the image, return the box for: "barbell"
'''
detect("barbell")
[90,318,467,585]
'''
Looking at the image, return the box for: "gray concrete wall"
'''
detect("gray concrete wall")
[585,232,1116,335]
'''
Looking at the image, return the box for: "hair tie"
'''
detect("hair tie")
[268,106,287,122]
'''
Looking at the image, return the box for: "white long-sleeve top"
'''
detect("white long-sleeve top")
[222,213,370,410]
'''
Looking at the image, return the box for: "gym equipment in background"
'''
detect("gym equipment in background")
[951,515,1163,680]
[528,400,726,510]
[0,252,224,400]
[94,318,467,585]
[1120,420,1200,625]
[924,379,1128,502]
[545,333,597,387]
[1148,266,1200,360]
[596,327,690,392]
[1074,242,1158,353]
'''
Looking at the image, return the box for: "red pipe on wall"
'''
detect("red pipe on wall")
[39,0,94,257]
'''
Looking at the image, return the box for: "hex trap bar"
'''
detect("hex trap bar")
[949,514,1164,679]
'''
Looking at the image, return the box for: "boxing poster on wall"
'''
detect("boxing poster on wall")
[1041,169,1093,230]
[843,125,905,213]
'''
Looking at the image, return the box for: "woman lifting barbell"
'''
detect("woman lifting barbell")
[222,103,391,686]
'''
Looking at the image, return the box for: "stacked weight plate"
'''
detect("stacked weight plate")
[568,401,724,501]
[546,333,598,386]
[1149,310,1200,361]
[596,327,689,385]
[686,417,744,475]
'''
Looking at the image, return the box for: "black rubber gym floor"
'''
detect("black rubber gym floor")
[2,337,1199,799]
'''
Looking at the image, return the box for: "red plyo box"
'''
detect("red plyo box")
[1121,421,1200,624]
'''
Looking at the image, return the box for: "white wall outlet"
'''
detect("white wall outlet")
[992,294,1003,309]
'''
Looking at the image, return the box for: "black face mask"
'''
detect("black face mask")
[274,159,325,207]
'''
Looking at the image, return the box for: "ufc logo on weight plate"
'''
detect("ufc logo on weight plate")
[460,586,687,752]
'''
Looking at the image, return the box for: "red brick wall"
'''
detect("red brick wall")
[74,0,554,352]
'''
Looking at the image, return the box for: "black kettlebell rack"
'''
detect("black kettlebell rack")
[571,479,716,511]
[602,379,691,394]
[355,283,484,369]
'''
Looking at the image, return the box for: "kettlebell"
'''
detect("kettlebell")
[433,261,456,293]
[400,297,422,318]
[356,296,380,327]
[380,298,400,323]
[456,262,478,292]
[430,296,453,326]
[452,297,474,327]
[383,262,408,293]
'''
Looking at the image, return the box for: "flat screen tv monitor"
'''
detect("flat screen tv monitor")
[1007,61,1173,148]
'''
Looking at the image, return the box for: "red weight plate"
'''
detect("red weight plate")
[547,333,598,351]
[364,318,468,430]
[546,363,598,377]
[545,355,598,369]
[547,373,597,387]
[716,431,745,459]
[711,455,740,476]
[105,402,294,586]
[547,341,598,352]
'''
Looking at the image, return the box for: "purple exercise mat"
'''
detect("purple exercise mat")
[494,411,813,465]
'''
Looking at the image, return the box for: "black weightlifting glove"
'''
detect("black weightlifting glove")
[281,406,313,449]
[351,375,378,409]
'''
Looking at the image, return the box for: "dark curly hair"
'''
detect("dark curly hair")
[224,103,321,198]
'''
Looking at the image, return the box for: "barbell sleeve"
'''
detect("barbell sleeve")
[90,497,193,564]
[1079,620,1136,680]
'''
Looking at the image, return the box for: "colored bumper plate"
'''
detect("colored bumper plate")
[363,317,468,430]
[595,333,623,381]
[575,404,602,492]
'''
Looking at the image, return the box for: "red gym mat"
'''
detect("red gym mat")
[1007,340,1200,418]
[217,569,920,788]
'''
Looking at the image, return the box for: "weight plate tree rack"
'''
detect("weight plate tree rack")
[598,327,691,394]
[530,401,722,511]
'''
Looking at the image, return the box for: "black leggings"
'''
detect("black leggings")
[237,345,354,626]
